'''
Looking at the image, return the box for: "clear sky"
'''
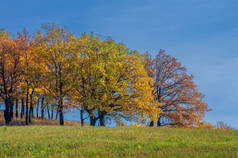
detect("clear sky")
[1,0,237,128]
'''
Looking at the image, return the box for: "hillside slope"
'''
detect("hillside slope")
[0,111,82,126]
[0,126,237,158]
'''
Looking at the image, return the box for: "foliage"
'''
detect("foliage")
[0,24,210,126]
[0,30,23,124]
[70,35,159,126]
[144,50,210,127]
[33,24,81,125]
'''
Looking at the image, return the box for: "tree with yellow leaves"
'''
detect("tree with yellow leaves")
[0,25,209,127]
[16,29,38,125]
[33,24,81,125]
[71,34,160,126]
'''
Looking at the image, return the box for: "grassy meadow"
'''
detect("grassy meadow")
[0,126,237,158]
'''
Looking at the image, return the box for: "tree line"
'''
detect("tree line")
[0,24,210,127]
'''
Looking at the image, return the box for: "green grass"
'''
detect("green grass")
[0,126,237,158]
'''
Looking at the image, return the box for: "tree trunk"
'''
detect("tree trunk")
[30,107,34,118]
[36,98,39,118]
[41,97,45,120]
[99,111,106,126]
[59,78,64,125]
[4,103,10,125]
[90,116,96,126]
[59,106,64,125]
[25,85,29,125]
[29,89,34,123]
[15,99,18,118]
[157,116,161,127]
[88,110,96,126]
[47,103,50,119]
[4,99,13,125]
[25,103,29,125]
[30,91,34,119]
[10,102,14,120]
[21,99,25,119]
[149,121,154,127]
[156,89,162,127]
[51,106,54,120]
[56,109,58,120]
[80,108,84,126]
[99,116,105,126]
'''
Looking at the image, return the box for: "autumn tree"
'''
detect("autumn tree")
[146,50,210,127]
[71,34,160,126]
[34,24,80,125]
[0,25,209,127]
[17,29,37,124]
[0,30,23,124]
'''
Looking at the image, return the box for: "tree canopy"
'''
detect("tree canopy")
[144,50,210,127]
[0,24,209,127]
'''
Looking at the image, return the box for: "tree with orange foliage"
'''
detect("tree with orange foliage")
[33,24,81,125]
[0,30,23,124]
[145,50,210,127]
[17,29,39,125]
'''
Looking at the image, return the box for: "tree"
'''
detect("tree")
[146,50,210,127]
[0,30,23,124]
[17,30,35,124]
[34,24,80,125]
[71,34,160,126]
[0,25,209,127]
[16,29,43,124]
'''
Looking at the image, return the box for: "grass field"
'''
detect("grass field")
[0,126,237,158]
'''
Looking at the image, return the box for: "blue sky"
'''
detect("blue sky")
[1,0,238,127]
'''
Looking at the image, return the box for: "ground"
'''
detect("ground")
[0,111,82,126]
[0,126,237,158]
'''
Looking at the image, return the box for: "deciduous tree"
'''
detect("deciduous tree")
[71,35,160,126]
[34,24,80,125]
[146,50,210,127]
[0,30,23,124]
